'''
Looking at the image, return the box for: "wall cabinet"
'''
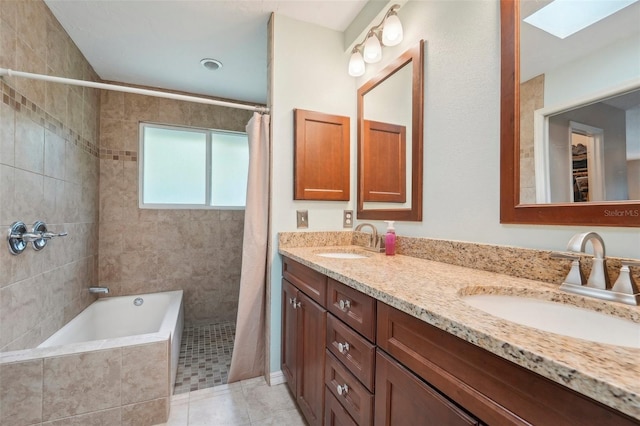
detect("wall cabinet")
[282,258,328,426]
[293,109,350,201]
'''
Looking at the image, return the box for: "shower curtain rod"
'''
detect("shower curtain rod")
[0,68,269,114]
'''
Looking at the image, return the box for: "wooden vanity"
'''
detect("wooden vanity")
[280,251,640,426]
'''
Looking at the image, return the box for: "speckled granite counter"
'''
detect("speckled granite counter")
[278,244,640,421]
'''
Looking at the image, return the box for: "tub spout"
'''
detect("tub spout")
[89,287,109,294]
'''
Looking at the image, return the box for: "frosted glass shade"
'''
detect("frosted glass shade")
[363,35,382,63]
[382,14,403,46]
[348,51,365,77]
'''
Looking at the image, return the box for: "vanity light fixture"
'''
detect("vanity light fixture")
[348,4,403,76]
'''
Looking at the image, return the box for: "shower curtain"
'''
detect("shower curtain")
[228,112,271,382]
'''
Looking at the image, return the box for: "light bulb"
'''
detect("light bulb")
[348,50,365,77]
[382,14,403,46]
[363,34,382,64]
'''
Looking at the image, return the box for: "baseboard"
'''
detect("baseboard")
[269,370,286,386]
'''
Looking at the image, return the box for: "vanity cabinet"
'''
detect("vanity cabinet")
[324,279,377,426]
[282,255,638,426]
[282,258,328,426]
[376,301,638,426]
[374,350,479,426]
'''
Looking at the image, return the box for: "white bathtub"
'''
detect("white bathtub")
[39,290,184,389]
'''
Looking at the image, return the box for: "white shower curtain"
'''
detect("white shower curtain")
[228,112,270,382]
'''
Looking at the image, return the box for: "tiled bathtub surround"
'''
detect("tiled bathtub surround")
[0,0,100,352]
[0,335,170,426]
[279,231,640,286]
[98,89,252,325]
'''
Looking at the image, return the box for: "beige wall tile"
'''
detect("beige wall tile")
[122,397,168,426]
[0,102,15,167]
[44,129,66,179]
[0,164,15,226]
[121,341,169,405]
[43,348,122,421]
[14,111,44,174]
[0,359,43,425]
[42,407,122,426]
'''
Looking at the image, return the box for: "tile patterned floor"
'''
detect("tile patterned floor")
[174,322,236,395]
[157,377,306,426]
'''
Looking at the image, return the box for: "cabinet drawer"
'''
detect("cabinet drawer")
[375,349,479,426]
[283,257,327,306]
[327,279,376,342]
[325,350,374,426]
[325,389,358,426]
[327,313,375,392]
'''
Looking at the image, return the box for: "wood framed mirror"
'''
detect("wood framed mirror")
[357,40,424,221]
[500,0,640,227]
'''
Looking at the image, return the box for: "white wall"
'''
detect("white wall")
[268,0,640,375]
[269,14,357,372]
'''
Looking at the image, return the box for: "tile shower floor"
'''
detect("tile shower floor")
[174,321,236,395]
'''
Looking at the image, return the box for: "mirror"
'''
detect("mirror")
[357,40,424,221]
[500,1,640,227]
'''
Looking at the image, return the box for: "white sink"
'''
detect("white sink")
[462,294,640,348]
[317,252,369,259]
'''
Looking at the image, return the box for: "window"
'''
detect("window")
[139,123,249,209]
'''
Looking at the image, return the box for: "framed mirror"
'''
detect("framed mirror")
[500,0,640,227]
[357,40,424,221]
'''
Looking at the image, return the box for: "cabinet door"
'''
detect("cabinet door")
[325,388,358,426]
[297,290,327,426]
[374,350,478,426]
[282,279,298,397]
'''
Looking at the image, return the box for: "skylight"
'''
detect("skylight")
[523,0,639,39]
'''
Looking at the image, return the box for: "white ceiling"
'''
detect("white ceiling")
[44,0,369,105]
[520,0,640,83]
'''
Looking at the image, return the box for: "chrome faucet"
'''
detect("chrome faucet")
[554,232,639,305]
[355,223,384,252]
[566,232,609,289]
[89,287,109,294]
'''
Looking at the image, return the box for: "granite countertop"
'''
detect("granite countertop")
[278,245,640,421]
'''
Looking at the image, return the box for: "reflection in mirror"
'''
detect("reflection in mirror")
[357,40,424,221]
[531,86,640,204]
[500,0,640,227]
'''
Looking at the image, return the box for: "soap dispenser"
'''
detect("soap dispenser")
[384,221,396,256]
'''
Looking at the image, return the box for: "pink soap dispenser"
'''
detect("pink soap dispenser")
[384,221,396,256]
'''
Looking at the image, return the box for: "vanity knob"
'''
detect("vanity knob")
[337,342,350,354]
[294,300,301,309]
[289,297,294,306]
[336,384,349,396]
[338,299,351,311]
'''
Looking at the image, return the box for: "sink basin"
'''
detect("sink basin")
[462,294,640,348]
[317,252,369,259]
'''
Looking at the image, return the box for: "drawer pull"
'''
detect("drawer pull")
[290,297,301,309]
[336,384,349,396]
[338,342,350,354]
[338,299,351,311]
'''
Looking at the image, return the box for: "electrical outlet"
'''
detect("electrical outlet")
[296,210,309,229]
[343,210,353,228]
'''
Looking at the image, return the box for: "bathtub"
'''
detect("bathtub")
[0,290,183,425]
[39,290,184,388]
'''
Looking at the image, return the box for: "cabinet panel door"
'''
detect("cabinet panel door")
[325,350,374,426]
[327,279,376,342]
[283,257,327,306]
[325,387,359,426]
[294,109,350,201]
[327,313,376,392]
[297,291,327,426]
[374,350,478,426]
[282,279,298,396]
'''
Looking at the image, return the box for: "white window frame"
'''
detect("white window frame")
[139,122,248,210]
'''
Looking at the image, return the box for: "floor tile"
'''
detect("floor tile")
[174,321,235,395]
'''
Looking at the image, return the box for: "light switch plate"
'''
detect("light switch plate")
[296,210,309,229]
[343,210,353,228]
